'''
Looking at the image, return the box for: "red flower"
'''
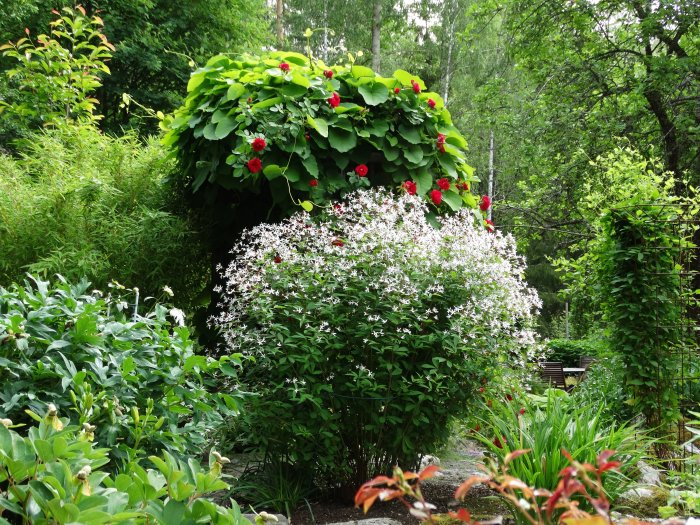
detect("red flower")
[437,178,450,191]
[479,195,491,211]
[403,180,417,195]
[437,133,446,153]
[333,203,344,214]
[427,98,436,109]
[478,387,485,393]
[355,164,368,177]
[394,87,400,94]
[309,179,318,187]
[493,436,506,449]
[332,239,345,247]
[323,69,333,79]
[279,62,290,72]
[457,182,470,192]
[328,92,341,108]
[486,399,492,407]
[520,407,526,415]
[474,424,481,432]
[506,394,513,402]
[411,79,421,94]
[251,137,266,152]
[485,219,495,232]
[273,255,282,264]
[305,133,311,141]
[430,189,442,206]
[247,158,262,173]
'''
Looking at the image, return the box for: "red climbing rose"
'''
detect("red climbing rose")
[354,164,368,177]
[247,158,262,173]
[403,180,417,195]
[437,178,450,191]
[251,137,266,152]
[430,189,442,205]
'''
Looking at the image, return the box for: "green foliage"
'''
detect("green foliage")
[0,415,250,524]
[571,356,634,424]
[216,190,541,491]
[0,6,114,131]
[0,125,207,307]
[471,389,648,516]
[546,338,607,367]
[597,204,687,428]
[164,51,477,219]
[0,276,242,467]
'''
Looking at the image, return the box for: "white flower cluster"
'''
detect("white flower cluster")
[215,188,543,370]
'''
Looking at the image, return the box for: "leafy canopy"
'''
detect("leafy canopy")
[164,51,479,217]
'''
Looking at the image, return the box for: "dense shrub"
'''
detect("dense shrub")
[571,355,634,423]
[546,337,608,367]
[0,414,250,524]
[215,189,541,491]
[0,125,207,307]
[0,276,242,467]
[164,51,478,217]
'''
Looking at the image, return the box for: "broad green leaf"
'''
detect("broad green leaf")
[358,82,389,106]
[300,201,314,212]
[306,115,329,138]
[263,164,283,181]
[392,69,424,89]
[414,169,432,195]
[225,83,245,100]
[398,125,421,144]
[301,155,319,177]
[214,117,237,139]
[283,166,300,182]
[290,73,310,88]
[403,145,424,164]
[351,65,376,78]
[252,97,282,110]
[281,83,308,97]
[442,191,462,211]
[328,127,357,153]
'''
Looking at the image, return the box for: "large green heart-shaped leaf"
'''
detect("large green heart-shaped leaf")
[328,127,357,153]
[358,82,389,106]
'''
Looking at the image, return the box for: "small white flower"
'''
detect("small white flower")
[169,308,186,327]
[163,285,174,297]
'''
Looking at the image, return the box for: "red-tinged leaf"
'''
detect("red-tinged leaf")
[418,464,441,480]
[455,476,490,500]
[77,5,86,15]
[546,487,565,517]
[24,28,30,35]
[562,517,608,525]
[563,480,586,498]
[448,508,472,523]
[51,9,60,14]
[558,466,577,482]
[561,449,574,462]
[597,461,621,474]
[504,449,531,465]
[534,488,553,497]
[589,497,610,517]
[378,489,404,503]
[596,450,616,465]
[402,471,419,481]
[362,492,380,513]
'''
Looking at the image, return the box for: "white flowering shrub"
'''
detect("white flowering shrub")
[216,189,542,490]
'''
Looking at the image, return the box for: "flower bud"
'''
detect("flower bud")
[47,403,58,417]
[0,418,12,427]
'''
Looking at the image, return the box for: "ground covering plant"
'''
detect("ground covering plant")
[215,189,542,493]
[0,412,250,524]
[0,276,242,468]
[468,388,647,513]
[0,125,207,307]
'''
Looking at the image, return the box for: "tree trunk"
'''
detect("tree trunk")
[276,0,284,48]
[371,1,381,73]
